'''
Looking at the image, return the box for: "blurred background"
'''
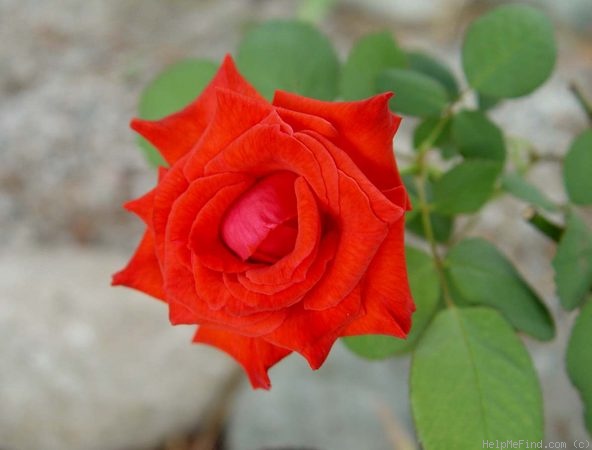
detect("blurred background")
[1,0,591,449]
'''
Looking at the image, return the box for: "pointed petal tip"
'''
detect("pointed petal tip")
[247,372,272,390]
[376,91,394,102]
[129,117,149,133]
[110,271,123,287]
[304,349,330,371]
[221,53,237,67]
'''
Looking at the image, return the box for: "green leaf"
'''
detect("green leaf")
[566,300,592,436]
[564,130,592,205]
[340,32,407,100]
[376,68,449,117]
[137,58,218,167]
[462,4,556,98]
[451,110,506,162]
[407,51,459,99]
[343,246,440,358]
[501,172,558,211]
[478,93,501,111]
[411,307,543,449]
[446,238,555,340]
[432,160,502,215]
[552,212,592,310]
[236,20,339,100]
[413,116,452,152]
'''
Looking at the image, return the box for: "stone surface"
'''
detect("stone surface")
[228,344,413,450]
[0,0,300,249]
[0,247,236,450]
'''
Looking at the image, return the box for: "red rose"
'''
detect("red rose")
[113,55,414,389]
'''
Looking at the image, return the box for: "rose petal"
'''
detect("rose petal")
[165,172,252,272]
[203,124,329,203]
[252,220,298,263]
[193,326,291,389]
[301,169,394,311]
[273,91,404,191]
[221,171,298,262]
[302,131,407,219]
[112,230,165,301]
[264,284,363,369]
[131,55,264,166]
[188,180,256,274]
[183,89,273,181]
[190,233,332,317]
[240,177,321,290]
[219,234,336,315]
[166,258,287,335]
[341,219,415,338]
[123,189,155,227]
[152,158,190,263]
[274,106,338,139]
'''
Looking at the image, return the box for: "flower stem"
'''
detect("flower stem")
[413,113,455,307]
[523,206,564,242]
[570,82,592,125]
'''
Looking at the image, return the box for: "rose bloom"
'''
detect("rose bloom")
[113,55,414,389]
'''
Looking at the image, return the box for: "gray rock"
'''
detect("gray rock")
[0,247,236,450]
[228,345,414,450]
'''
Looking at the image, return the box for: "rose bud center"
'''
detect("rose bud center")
[221,171,298,264]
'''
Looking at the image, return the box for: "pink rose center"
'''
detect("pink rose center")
[221,171,298,264]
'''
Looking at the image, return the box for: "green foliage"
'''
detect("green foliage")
[236,20,339,100]
[376,68,448,117]
[501,172,558,211]
[137,59,218,167]
[462,4,556,98]
[432,111,507,213]
[451,110,506,162]
[432,160,502,215]
[564,130,592,205]
[407,51,459,99]
[411,307,543,449]
[343,246,440,357]
[478,93,501,111]
[340,32,407,100]
[552,212,592,311]
[567,300,592,435]
[412,116,453,155]
[404,176,454,243]
[406,209,454,243]
[446,238,555,340]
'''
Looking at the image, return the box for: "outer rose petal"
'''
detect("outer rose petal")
[194,326,291,389]
[123,189,155,227]
[183,89,273,181]
[131,55,265,165]
[341,218,415,338]
[166,258,288,336]
[264,284,363,369]
[273,91,404,192]
[112,230,165,301]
